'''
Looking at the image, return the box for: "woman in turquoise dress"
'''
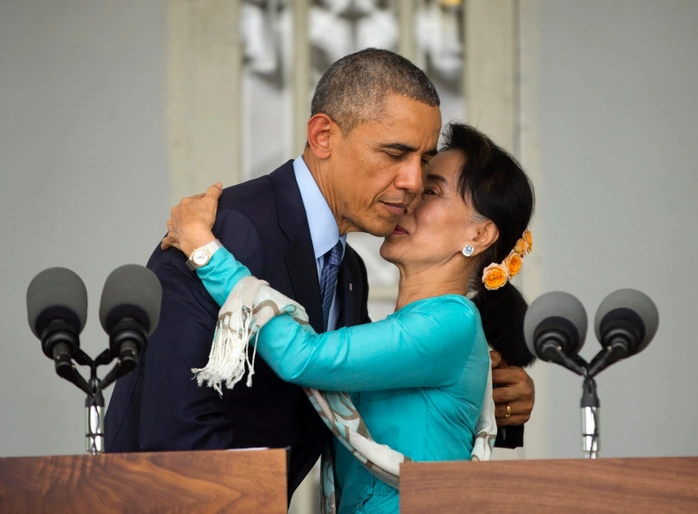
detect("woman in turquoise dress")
[163,122,535,513]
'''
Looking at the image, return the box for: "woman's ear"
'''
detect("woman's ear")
[306,113,333,159]
[470,220,500,256]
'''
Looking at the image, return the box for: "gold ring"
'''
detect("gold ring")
[505,404,511,418]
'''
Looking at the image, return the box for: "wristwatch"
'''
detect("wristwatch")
[186,239,222,271]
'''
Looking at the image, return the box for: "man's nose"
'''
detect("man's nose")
[394,159,423,194]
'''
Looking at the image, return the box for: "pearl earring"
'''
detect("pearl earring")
[462,245,474,257]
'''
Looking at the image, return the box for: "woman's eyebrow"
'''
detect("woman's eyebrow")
[425,173,448,185]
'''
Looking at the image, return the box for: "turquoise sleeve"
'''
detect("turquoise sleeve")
[195,246,251,306]
[195,247,479,392]
[256,296,479,391]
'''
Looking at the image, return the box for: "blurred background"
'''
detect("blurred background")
[1,1,697,512]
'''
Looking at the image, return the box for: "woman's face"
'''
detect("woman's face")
[379,149,479,270]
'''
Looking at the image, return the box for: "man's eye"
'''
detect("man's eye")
[386,152,406,160]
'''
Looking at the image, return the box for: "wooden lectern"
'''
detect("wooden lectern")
[401,457,698,513]
[0,448,287,513]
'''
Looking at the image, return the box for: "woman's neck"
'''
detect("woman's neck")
[394,262,472,311]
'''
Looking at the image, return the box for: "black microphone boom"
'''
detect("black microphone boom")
[588,288,659,377]
[523,291,588,376]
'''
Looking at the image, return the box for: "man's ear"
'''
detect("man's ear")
[470,220,500,256]
[307,113,333,159]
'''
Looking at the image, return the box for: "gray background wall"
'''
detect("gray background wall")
[1,0,696,471]
[523,0,698,460]
[0,0,169,456]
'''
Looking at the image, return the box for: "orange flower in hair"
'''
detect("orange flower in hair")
[504,252,523,278]
[480,229,532,292]
[523,230,533,254]
[482,263,509,291]
[514,238,529,256]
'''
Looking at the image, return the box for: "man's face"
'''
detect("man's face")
[327,95,441,236]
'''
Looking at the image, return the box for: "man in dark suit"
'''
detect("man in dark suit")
[106,159,371,494]
[105,48,534,499]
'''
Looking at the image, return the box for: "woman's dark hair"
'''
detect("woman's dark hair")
[441,122,536,367]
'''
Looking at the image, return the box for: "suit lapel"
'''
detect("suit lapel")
[270,162,325,334]
[285,237,324,333]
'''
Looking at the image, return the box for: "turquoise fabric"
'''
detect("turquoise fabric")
[198,248,489,513]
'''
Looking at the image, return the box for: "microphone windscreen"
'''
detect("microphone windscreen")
[523,291,588,357]
[27,267,88,338]
[594,288,659,354]
[99,265,162,336]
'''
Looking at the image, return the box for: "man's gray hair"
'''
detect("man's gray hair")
[311,48,440,134]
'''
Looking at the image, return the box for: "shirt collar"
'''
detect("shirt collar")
[293,156,346,260]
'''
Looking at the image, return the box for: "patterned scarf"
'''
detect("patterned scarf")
[192,276,496,513]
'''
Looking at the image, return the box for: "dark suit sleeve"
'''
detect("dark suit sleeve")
[495,425,524,448]
[137,210,263,451]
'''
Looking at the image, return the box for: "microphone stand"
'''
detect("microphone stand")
[579,347,620,459]
[56,347,135,455]
[86,384,105,454]
[580,375,600,459]
[546,350,602,458]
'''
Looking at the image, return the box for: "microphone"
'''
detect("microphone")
[99,264,162,380]
[588,288,659,377]
[27,267,88,370]
[523,291,588,376]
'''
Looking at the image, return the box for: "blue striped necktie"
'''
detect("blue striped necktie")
[320,241,343,331]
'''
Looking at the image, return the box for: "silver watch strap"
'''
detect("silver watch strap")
[186,238,222,271]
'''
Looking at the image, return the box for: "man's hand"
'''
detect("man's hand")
[491,350,535,427]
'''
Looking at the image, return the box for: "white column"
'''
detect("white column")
[292,0,311,153]
[518,0,544,303]
[397,0,417,61]
[463,0,517,153]
[166,0,243,204]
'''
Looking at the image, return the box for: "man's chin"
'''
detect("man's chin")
[342,213,397,237]
[362,219,397,238]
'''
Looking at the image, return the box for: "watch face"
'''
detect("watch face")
[193,249,208,265]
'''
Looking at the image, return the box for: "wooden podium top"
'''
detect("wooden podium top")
[400,456,698,513]
[0,448,287,513]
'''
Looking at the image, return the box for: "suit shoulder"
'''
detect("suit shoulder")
[216,160,296,220]
[219,175,273,207]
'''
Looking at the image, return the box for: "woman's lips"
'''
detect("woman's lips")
[392,224,408,235]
